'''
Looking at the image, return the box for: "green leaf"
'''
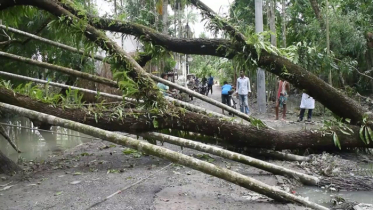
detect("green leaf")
[364,126,370,144]
[367,127,373,144]
[153,118,159,128]
[360,126,367,144]
[338,128,351,135]
[55,191,63,196]
[333,132,341,150]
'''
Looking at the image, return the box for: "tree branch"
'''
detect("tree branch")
[21,17,53,45]
[308,0,324,27]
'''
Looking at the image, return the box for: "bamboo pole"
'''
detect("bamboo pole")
[0,71,129,102]
[141,132,319,185]
[0,51,117,87]
[0,102,328,210]
[0,24,105,61]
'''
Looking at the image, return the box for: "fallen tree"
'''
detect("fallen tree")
[0,86,368,151]
[0,102,329,210]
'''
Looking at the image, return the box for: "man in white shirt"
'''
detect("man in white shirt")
[236,71,251,114]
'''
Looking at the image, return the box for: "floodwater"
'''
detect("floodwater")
[297,186,373,207]
[0,116,94,162]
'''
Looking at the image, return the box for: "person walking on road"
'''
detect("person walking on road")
[236,71,251,114]
[297,92,315,122]
[207,74,214,95]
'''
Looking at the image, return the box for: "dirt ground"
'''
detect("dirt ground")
[0,140,312,210]
[0,86,340,210]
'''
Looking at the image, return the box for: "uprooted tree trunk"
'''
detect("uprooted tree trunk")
[0,150,20,175]
[0,102,329,210]
[0,87,369,151]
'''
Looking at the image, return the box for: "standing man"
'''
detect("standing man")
[297,92,315,122]
[236,71,251,114]
[275,77,290,120]
[207,74,214,95]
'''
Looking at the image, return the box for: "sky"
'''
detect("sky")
[94,0,232,52]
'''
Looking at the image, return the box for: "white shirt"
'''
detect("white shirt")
[236,76,251,95]
[300,93,315,109]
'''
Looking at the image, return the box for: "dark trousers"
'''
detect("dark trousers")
[207,84,213,95]
[299,109,313,121]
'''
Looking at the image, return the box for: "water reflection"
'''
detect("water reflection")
[0,116,94,162]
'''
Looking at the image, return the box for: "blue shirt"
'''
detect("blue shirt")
[157,82,169,96]
[221,84,232,95]
[208,76,214,85]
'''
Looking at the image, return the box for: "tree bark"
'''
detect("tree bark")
[0,102,329,210]
[0,87,370,151]
[0,149,20,175]
[282,0,286,47]
[309,0,324,27]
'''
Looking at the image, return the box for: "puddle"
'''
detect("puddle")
[296,186,373,207]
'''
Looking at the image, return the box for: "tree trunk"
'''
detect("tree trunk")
[309,0,323,26]
[326,0,332,86]
[269,0,276,46]
[0,102,328,210]
[255,0,266,113]
[282,0,286,47]
[0,149,20,175]
[0,87,369,151]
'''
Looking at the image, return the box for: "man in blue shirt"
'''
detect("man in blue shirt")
[221,81,232,115]
[157,73,171,96]
[207,74,214,95]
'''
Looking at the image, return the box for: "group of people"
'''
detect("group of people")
[192,75,214,95]
[157,71,315,122]
[220,71,315,122]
